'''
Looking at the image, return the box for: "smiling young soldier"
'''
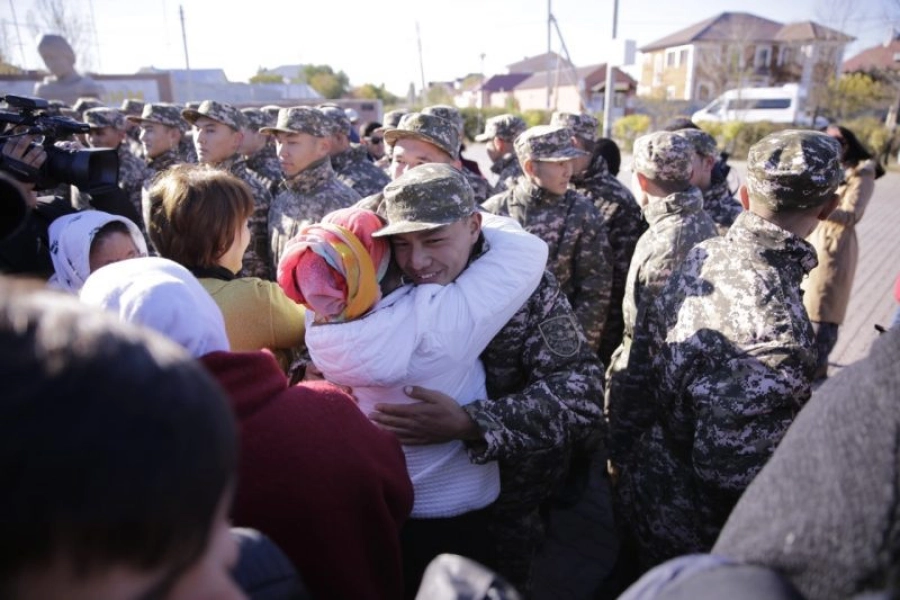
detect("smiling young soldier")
[369,163,605,594]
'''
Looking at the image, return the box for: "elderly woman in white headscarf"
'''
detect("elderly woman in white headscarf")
[48,211,147,293]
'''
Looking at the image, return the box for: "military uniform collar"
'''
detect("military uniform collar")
[331,144,367,172]
[728,210,818,275]
[703,177,732,203]
[147,149,179,171]
[490,153,518,175]
[511,176,564,206]
[642,186,705,223]
[284,157,335,194]
[572,150,610,186]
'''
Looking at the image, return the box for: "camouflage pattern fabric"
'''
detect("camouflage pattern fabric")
[126,103,185,129]
[219,155,275,280]
[490,152,524,196]
[317,104,353,135]
[515,125,587,162]
[117,142,152,228]
[177,137,198,164]
[677,128,717,158]
[331,144,391,197]
[604,185,717,467]
[572,150,647,365]
[632,131,693,182]
[476,114,528,143]
[268,157,361,270]
[746,130,842,211]
[383,112,460,160]
[615,209,820,570]
[182,100,247,131]
[550,112,598,143]
[703,177,743,235]
[464,265,606,593]
[374,163,474,236]
[483,178,613,352]
[241,107,274,131]
[245,142,282,196]
[464,167,492,204]
[261,106,338,138]
[83,107,125,129]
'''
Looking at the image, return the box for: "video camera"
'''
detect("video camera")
[0,94,118,194]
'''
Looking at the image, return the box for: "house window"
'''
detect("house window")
[779,46,793,66]
[666,50,676,67]
[755,46,771,68]
[679,49,689,65]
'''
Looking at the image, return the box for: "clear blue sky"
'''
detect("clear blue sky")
[3,0,897,95]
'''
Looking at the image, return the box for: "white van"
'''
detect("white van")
[693,84,827,127]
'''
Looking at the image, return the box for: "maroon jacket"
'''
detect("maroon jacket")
[201,350,413,600]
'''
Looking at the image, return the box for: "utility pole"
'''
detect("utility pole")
[416,21,426,103]
[7,0,27,68]
[546,0,552,110]
[180,5,193,102]
[602,0,619,138]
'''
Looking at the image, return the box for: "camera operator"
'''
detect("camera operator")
[1,132,141,278]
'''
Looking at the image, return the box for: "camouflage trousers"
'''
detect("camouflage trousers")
[811,320,839,378]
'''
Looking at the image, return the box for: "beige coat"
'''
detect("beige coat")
[803,159,877,324]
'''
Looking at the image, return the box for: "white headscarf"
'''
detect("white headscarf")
[48,210,148,293]
[80,257,230,358]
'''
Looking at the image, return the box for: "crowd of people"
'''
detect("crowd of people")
[0,90,897,600]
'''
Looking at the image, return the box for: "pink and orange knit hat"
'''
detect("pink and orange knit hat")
[277,208,390,322]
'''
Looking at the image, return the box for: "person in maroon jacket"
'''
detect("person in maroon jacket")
[80,256,414,600]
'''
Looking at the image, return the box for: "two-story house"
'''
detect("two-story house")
[638,12,853,103]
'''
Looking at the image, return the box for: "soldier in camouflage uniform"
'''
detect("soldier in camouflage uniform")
[552,111,648,365]
[128,103,187,229]
[615,130,843,572]
[422,105,492,203]
[604,131,717,471]
[120,98,146,159]
[356,112,473,214]
[482,125,613,353]
[475,114,526,195]
[369,166,605,595]
[81,107,152,228]
[182,100,273,280]
[261,106,361,270]
[317,104,390,197]
[679,128,743,235]
[240,107,281,195]
[375,108,408,171]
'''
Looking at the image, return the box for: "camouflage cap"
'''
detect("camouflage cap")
[259,106,336,138]
[241,107,274,131]
[514,125,587,163]
[317,104,352,135]
[182,100,246,131]
[422,105,464,133]
[380,109,408,131]
[372,163,475,238]
[120,99,145,117]
[746,129,842,211]
[126,103,185,130]
[383,112,460,159]
[550,112,598,143]
[83,107,125,130]
[678,128,718,158]
[631,131,693,182]
[72,97,104,115]
[261,105,282,121]
[474,114,527,142]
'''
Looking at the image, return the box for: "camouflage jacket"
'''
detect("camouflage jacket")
[117,143,152,228]
[703,178,743,235]
[177,137,198,164]
[490,153,523,196]
[245,143,282,195]
[146,148,181,175]
[605,186,717,466]
[219,155,275,280]
[616,210,819,569]
[332,144,391,198]
[482,178,613,351]
[572,151,647,363]
[269,157,361,271]
[465,168,492,204]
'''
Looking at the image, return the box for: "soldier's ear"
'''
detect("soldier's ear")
[522,158,536,177]
[738,184,750,210]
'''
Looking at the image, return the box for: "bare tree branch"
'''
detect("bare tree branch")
[26,0,94,71]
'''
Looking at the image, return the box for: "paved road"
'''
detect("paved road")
[467,142,899,373]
